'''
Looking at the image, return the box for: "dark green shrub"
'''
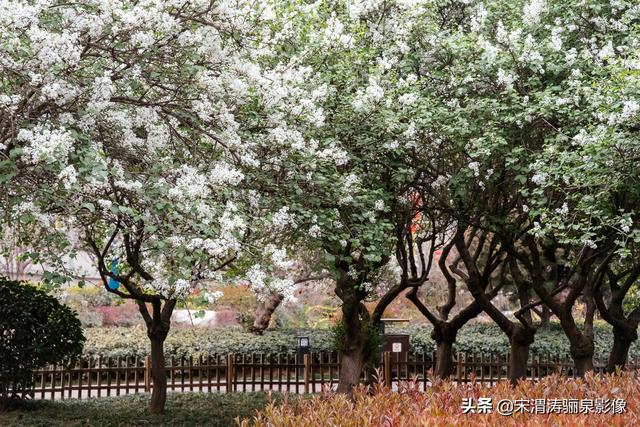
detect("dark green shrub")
[0,278,84,404]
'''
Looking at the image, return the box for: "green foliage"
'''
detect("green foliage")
[0,392,286,426]
[83,326,337,359]
[0,278,84,402]
[404,322,633,361]
[82,322,640,362]
[331,320,383,368]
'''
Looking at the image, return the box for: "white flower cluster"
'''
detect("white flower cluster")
[523,0,547,26]
[17,125,74,164]
[205,290,224,304]
[352,76,385,111]
[496,69,516,91]
[317,143,350,166]
[272,206,296,231]
[144,278,192,299]
[269,246,295,270]
[57,165,77,189]
[246,264,297,301]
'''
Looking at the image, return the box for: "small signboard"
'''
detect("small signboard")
[383,334,409,356]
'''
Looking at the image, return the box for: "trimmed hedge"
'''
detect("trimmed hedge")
[82,322,640,362]
[1,278,84,401]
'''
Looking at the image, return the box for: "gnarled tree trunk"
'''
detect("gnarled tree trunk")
[434,340,455,378]
[568,333,595,376]
[250,293,283,335]
[607,335,632,373]
[337,343,366,394]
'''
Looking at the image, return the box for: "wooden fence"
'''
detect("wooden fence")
[27,352,640,400]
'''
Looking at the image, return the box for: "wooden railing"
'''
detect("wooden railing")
[27,352,640,400]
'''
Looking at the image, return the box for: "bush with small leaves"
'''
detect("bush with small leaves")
[0,278,84,405]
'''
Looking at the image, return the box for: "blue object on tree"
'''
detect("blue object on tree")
[108,259,120,290]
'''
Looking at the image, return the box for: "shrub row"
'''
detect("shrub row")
[82,322,640,362]
[241,372,640,426]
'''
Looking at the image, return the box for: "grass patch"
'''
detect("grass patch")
[0,392,283,427]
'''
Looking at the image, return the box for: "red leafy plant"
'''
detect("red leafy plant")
[239,371,640,426]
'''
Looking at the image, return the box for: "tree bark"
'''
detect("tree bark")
[250,293,283,335]
[337,344,366,394]
[434,340,455,378]
[149,334,167,414]
[607,335,632,373]
[509,325,534,385]
[605,324,637,373]
[138,298,175,414]
[431,324,457,379]
[335,300,367,395]
[573,356,594,376]
[335,272,368,395]
[539,306,550,328]
[567,331,595,376]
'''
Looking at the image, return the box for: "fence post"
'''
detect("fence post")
[303,353,310,394]
[383,351,392,388]
[226,353,234,393]
[456,353,462,383]
[144,356,151,392]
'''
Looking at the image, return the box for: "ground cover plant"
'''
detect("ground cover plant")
[241,372,640,426]
[0,392,282,427]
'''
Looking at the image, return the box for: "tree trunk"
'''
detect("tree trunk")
[139,298,175,415]
[337,345,366,394]
[561,322,595,377]
[573,356,594,376]
[607,336,632,373]
[149,335,167,414]
[568,334,595,376]
[434,340,455,379]
[250,293,283,335]
[539,306,550,328]
[431,323,457,379]
[335,274,368,395]
[606,325,637,373]
[509,325,534,385]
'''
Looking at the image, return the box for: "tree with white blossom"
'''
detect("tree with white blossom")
[401,0,640,376]
[0,0,277,413]
[246,0,439,392]
[527,32,640,371]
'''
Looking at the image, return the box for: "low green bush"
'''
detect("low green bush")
[82,321,640,363]
[0,278,84,403]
